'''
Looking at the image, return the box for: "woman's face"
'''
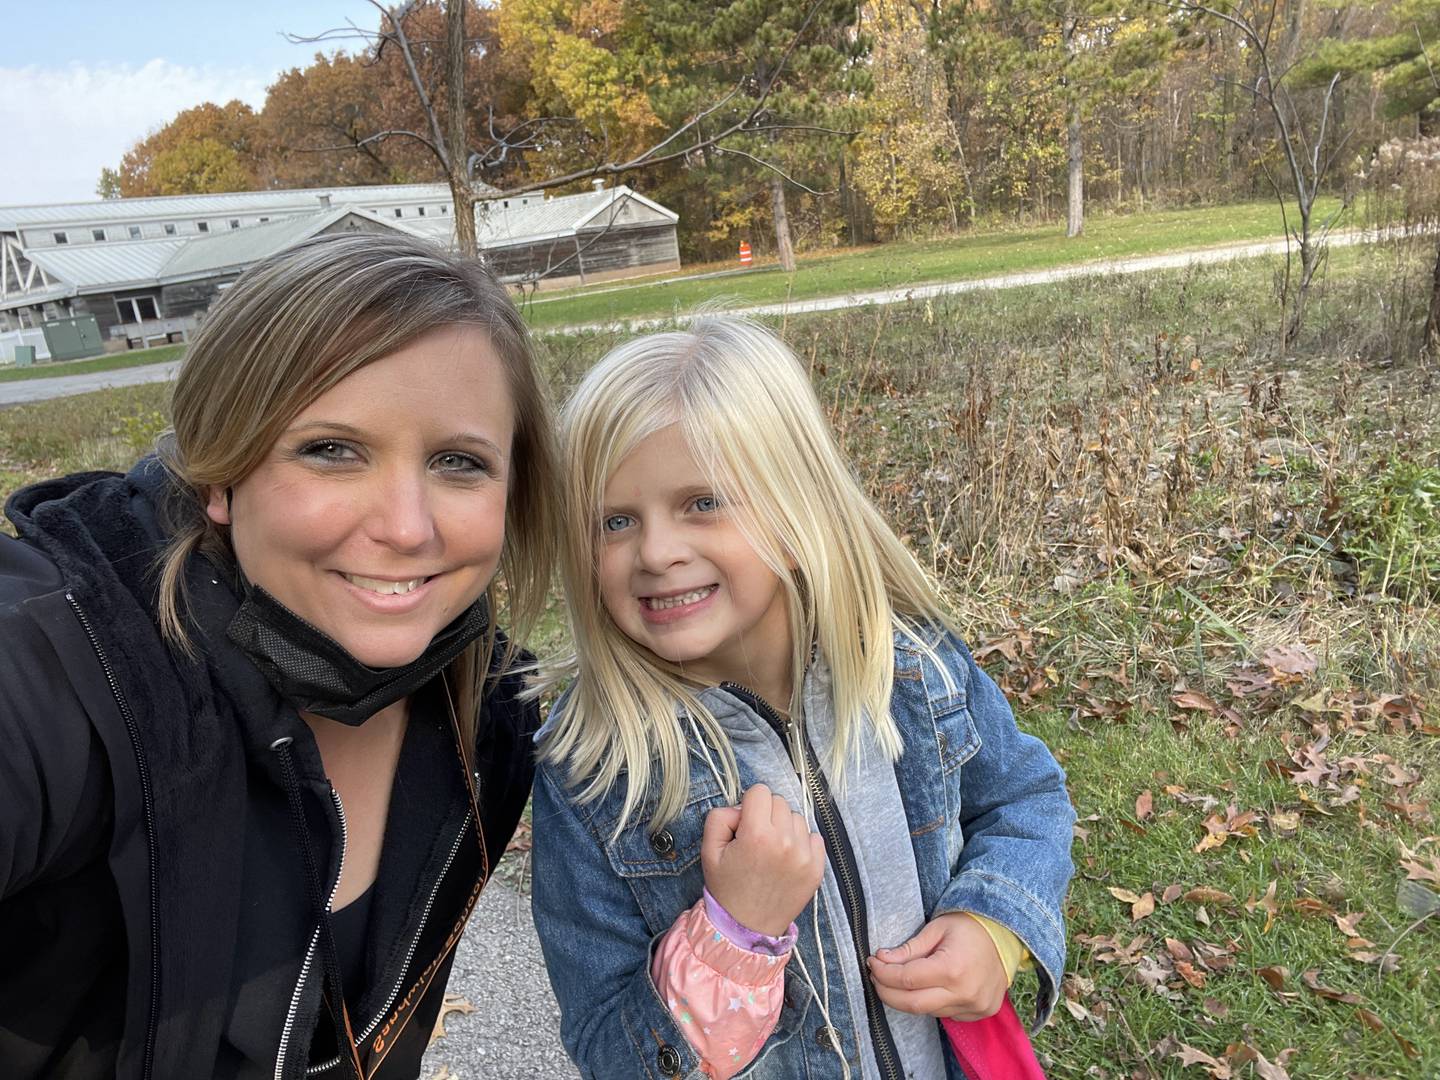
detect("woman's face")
[207,324,514,669]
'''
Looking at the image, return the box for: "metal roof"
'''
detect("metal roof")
[0,182,496,230]
[1,184,677,311]
[25,239,186,291]
[476,187,676,247]
[158,207,417,281]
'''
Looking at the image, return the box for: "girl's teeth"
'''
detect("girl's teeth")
[346,574,426,595]
[645,586,715,610]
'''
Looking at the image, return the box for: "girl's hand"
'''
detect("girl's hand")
[701,784,825,937]
[866,912,1007,1020]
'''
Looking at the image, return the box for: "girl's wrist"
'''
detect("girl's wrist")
[703,888,797,955]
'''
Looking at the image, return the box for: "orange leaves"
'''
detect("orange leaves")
[1107,886,1155,922]
[1135,789,1154,821]
[1193,804,1260,854]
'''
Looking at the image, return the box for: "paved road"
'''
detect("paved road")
[420,877,580,1080]
[0,358,184,406]
[2,230,1382,407]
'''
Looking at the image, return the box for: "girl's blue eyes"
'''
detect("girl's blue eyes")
[601,496,720,533]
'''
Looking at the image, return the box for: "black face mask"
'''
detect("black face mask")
[226,583,490,725]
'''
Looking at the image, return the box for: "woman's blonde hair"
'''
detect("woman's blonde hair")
[156,232,558,757]
[541,315,954,833]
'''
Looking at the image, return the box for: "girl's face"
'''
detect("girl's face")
[597,424,792,693]
[207,324,514,669]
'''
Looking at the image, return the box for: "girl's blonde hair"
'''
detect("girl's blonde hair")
[156,232,559,761]
[541,315,954,832]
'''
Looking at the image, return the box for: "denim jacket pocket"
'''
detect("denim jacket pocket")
[601,778,727,933]
[933,704,981,868]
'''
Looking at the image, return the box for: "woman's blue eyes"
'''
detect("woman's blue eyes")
[692,495,719,513]
[298,439,358,462]
[602,514,633,533]
[296,441,489,475]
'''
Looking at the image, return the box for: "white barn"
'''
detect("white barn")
[0,182,680,363]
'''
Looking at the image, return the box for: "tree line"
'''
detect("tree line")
[101,0,1436,267]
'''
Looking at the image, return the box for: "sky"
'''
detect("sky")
[1,1,380,206]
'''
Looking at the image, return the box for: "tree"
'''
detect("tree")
[1172,0,1350,344]
[111,101,269,196]
[287,0,853,268]
[96,168,122,199]
[641,0,869,269]
[1299,0,1440,349]
[851,0,971,235]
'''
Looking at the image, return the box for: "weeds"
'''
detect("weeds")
[1,247,1435,1078]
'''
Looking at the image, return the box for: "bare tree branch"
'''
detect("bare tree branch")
[714,147,836,196]
[296,129,441,156]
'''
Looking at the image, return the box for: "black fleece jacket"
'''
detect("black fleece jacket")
[0,458,538,1080]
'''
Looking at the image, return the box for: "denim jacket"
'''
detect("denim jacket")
[531,626,1075,1080]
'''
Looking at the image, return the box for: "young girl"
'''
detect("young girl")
[531,316,1074,1080]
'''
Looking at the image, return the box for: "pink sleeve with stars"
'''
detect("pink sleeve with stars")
[650,898,793,1080]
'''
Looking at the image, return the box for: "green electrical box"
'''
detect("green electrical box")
[41,315,104,363]
[13,345,36,367]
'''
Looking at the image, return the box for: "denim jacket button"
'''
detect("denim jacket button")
[657,1044,683,1075]
[937,731,949,755]
[815,1026,842,1051]
[650,830,676,857]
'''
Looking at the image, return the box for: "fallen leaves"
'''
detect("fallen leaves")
[1135,789,1154,821]
[1194,805,1260,854]
[1162,1037,1297,1079]
[1108,886,1156,922]
[1398,838,1440,886]
[429,993,476,1046]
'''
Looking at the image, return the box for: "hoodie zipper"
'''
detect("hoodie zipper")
[307,806,474,1075]
[66,591,160,1080]
[721,682,903,1080]
[276,786,348,1080]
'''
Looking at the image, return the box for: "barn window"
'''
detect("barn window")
[92,228,106,242]
[229,219,240,230]
[441,206,448,214]
[259,217,270,223]
[197,221,210,233]
[163,223,176,235]
[53,231,68,245]
[128,226,142,239]
[418,206,426,216]
[394,208,403,218]
[115,295,161,323]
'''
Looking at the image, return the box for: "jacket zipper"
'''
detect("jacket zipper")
[721,683,903,1080]
[349,809,474,1051]
[277,786,348,1080]
[66,591,160,1080]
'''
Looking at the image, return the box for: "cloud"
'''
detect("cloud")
[0,60,274,206]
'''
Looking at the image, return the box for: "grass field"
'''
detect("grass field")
[516,198,1346,330]
[0,342,185,383]
[1,231,1434,1079]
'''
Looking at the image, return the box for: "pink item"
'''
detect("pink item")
[941,996,1047,1080]
[651,899,793,1079]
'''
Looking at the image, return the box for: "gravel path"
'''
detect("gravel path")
[420,876,581,1080]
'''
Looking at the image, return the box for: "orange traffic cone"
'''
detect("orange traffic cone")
[738,241,753,267]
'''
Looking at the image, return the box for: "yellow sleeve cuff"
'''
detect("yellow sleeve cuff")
[965,912,1032,985]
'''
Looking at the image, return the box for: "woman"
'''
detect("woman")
[0,233,557,1079]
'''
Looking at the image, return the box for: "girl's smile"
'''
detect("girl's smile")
[599,425,792,700]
